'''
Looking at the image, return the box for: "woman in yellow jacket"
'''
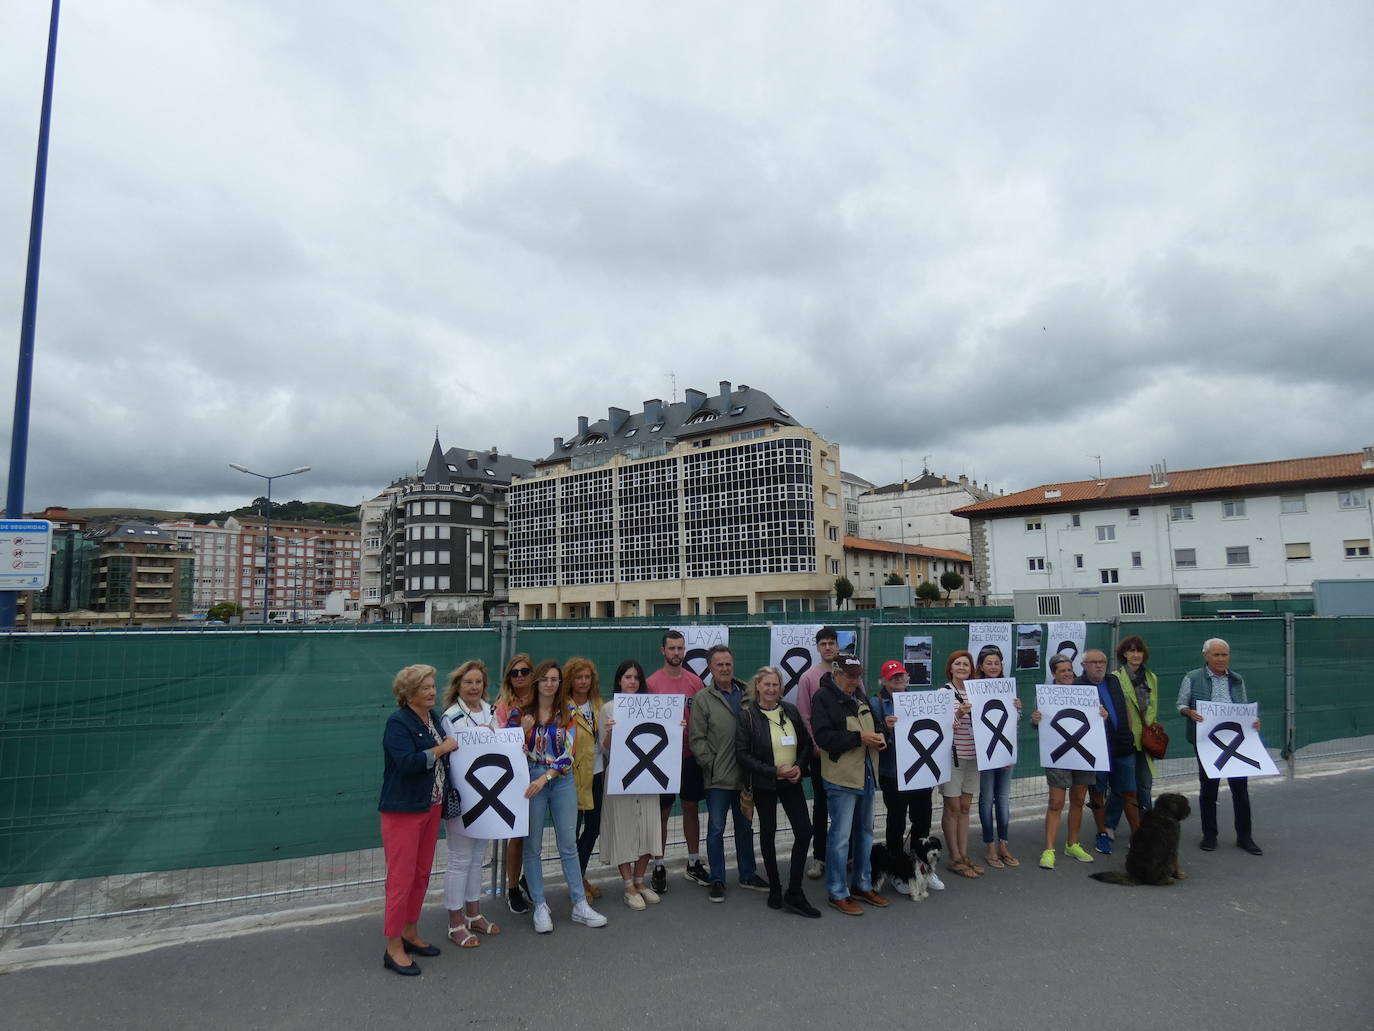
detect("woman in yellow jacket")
[1109,635,1158,829]
[567,657,605,901]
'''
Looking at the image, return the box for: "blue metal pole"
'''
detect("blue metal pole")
[1,0,61,631]
[263,476,272,621]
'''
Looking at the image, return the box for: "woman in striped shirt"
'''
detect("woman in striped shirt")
[939,651,984,879]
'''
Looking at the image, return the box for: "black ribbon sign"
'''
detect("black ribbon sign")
[1049,709,1095,766]
[622,722,671,791]
[904,719,944,784]
[778,647,813,692]
[981,700,1013,761]
[1208,721,1262,773]
[685,648,710,680]
[462,753,516,829]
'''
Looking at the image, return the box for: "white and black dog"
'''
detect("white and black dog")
[871,833,943,901]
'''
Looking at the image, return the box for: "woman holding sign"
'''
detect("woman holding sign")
[495,654,536,915]
[521,660,608,933]
[974,647,1021,869]
[939,651,983,878]
[734,667,819,917]
[566,657,606,902]
[1030,654,1104,870]
[872,660,943,894]
[379,664,458,976]
[440,660,501,948]
[598,659,669,910]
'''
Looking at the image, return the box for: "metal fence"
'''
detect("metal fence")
[2,616,1371,945]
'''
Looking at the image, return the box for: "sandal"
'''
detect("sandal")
[447,924,481,948]
[998,850,1020,868]
[984,854,1005,869]
[967,861,986,875]
[947,859,980,879]
[466,914,500,935]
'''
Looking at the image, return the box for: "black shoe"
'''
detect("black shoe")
[402,939,440,957]
[685,860,711,887]
[708,880,726,903]
[384,952,421,976]
[739,874,771,893]
[1199,836,1217,851]
[767,893,782,910]
[1237,839,1263,856]
[507,884,530,914]
[782,892,822,918]
[650,864,668,894]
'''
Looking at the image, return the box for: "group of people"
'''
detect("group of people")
[377,628,1263,974]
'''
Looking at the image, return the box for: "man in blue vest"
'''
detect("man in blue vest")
[1178,638,1263,856]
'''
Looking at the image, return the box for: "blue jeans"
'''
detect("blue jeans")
[978,766,1012,844]
[524,762,584,907]
[824,775,875,900]
[1104,752,1152,832]
[705,788,757,885]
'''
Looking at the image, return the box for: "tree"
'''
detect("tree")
[884,572,905,586]
[206,601,242,622]
[940,570,965,604]
[833,576,854,609]
[915,581,942,606]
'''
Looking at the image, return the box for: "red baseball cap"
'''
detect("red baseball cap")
[879,660,907,680]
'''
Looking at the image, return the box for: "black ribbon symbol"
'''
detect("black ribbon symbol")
[904,719,944,784]
[1049,709,1095,765]
[981,700,1013,761]
[685,648,710,680]
[1207,721,1262,773]
[622,723,671,790]
[778,648,813,692]
[463,753,516,829]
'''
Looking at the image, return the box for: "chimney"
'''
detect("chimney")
[718,380,732,405]
[685,388,707,414]
[643,398,663,424]
[489,445,498,457]
[1363,445,1374,470]
[608,407,629,434]
[1149,462,1168,488]
[577,415,589,436]
[467,455,478,467]
[958,474,968,486]
[554,436,564,451]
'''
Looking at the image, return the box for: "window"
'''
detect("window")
[1127,508,1140,521]
[1025,518,1042,532]
[1345,539,1372,559]
[1100,568,1119,584]
[1174,548,1197,568]
[437,501,451,515]
[1281,495,1306,514]
[1285,542,1312,560]
[827,526,839,542]
[1169,504,1193,522]
[829,558,840,575]
[1027,556,1046,571]
[1074,554,1084,569]
[1037,595,1062,616]
[1226,546,1250,566]
[437,576,451,590]
[1070,513,1081,528]
[1131,551,1142,568]
[1096,524,1116,542]
[1339,490,1366,509]
[1222,500,1247,518]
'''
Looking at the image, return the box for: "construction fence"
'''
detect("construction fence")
[2,616,1371,939]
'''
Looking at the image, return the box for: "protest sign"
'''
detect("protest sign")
[967,623,1012,676]
[449,727,530,838]
[892,689,954,790]
[606,693,685,795]
[1035,684,1110,772]
[1046,621,1087,677]
[967,677,1019,770]
[670,624,729,680]
[1196,701,1279,779]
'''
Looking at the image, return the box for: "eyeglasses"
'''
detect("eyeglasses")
[510,668,532,677]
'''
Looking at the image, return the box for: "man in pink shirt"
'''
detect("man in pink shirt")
[647,630,708,891]
[795,627,841,880]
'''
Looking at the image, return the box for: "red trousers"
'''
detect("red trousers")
[380,804,442,937]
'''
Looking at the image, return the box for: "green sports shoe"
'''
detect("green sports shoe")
[1038,849,1056,870]
[1064,843,1095,863]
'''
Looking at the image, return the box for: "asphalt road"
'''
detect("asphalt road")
[4,765,1372,1031]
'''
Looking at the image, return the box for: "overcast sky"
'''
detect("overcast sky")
[2,2,1371,514]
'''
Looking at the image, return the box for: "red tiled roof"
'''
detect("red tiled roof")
[843,536,972,563]
[952,450,1374,518]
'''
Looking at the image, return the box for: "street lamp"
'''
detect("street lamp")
[229,464,310,621]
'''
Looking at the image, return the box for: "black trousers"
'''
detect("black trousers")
[576,770,605,872]
[1196,761,1252,840]
[879,777,934,853]
[755,780,812,895]
[808,757,828,861]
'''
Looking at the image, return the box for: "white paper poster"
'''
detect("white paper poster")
[1046,621,1088,678]
[1195,701,1279,780]
[967,623,1012,677]
[772,624,824,701]
[967,677,1019,771]
[892,689,954,790]
[1035,684,1111,772]
[606,693,685,795]
[902,635,934,686]
[670,625,729,681]
[448,727,530,839]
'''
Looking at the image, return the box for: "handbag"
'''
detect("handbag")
[1140,720,1169,760]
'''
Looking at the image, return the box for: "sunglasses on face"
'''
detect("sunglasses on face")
[510,668,532,677]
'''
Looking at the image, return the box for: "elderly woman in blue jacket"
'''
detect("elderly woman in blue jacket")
[379,663,458,976]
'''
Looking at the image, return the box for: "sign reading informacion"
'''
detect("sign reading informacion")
[0,520,53,591]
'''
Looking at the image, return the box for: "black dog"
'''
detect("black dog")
[871,834,943,900]
[1090,792,1192,886]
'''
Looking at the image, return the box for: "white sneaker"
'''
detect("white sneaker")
[891,876,911,896]
[805,858,824,880]
[571,900,607,928]
[927,871,946,891]
[532,902,553,934]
